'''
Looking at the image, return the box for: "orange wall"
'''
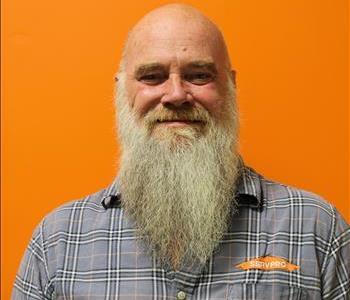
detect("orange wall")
[1,0,348,298]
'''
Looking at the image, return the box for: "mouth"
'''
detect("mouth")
[156,119,204,128]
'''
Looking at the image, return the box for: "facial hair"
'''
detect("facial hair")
[116,73,241,270]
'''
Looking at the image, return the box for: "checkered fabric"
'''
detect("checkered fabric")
[13,165,350,299]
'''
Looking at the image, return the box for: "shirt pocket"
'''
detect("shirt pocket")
[227,283,307,300]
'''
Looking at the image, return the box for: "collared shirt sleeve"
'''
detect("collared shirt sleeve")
[12,221,54,300]
[321,208,350,299]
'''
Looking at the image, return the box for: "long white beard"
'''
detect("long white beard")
[116,73,241,269]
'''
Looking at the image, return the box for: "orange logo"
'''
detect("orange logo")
[236,256,300,272]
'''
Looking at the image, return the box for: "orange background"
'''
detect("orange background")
[1,0,348,298]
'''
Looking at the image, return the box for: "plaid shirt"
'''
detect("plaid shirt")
[13,166,350,299]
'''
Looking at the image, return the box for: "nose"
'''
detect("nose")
[160,74,194,107]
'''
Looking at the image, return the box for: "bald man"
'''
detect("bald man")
[13,4,349,300]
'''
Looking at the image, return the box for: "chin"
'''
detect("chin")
[152,125,204,145]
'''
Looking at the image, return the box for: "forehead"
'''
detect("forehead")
[124,24,226,72]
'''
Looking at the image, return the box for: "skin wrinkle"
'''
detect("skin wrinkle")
[115,4,240,270]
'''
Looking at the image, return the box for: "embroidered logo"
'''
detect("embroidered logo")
[236,256,300,272]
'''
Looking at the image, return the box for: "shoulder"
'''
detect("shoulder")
[261,176,335,219]
[239,165,336,218]
[240,165,349,240]
[260,172,349,253]
[37,179,121,240]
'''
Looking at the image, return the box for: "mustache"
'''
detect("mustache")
[143,106,211,125]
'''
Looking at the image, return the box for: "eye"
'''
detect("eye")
[138,73,167,85]
[184,72,215,85]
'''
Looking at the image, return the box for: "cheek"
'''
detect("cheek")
[131,85,164,116]
[190,84,224,116]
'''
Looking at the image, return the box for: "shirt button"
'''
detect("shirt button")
[176,291,186,300]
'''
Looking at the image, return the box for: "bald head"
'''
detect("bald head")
[120,4,231,72]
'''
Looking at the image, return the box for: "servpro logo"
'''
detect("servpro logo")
[236,256,299,272]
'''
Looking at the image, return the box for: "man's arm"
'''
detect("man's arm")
[12,222,54,300]
[321,208,350,299]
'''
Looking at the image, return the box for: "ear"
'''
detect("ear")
[230,69,236,85]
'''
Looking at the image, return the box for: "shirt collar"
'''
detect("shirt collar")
[101,163,263,209]
[101,178,121,209]
[235,164,263,208]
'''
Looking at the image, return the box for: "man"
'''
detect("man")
[13,4,349,299]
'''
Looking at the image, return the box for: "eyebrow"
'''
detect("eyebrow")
[134,63,166,78]
[184,61,218,74]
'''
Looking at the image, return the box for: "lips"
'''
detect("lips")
[156,119,202,123]
[156,119,203,127]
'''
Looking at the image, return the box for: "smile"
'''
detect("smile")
[156,120,203,127]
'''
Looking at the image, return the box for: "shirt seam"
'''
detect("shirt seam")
[41,218,56,298]
[322,204,336,271]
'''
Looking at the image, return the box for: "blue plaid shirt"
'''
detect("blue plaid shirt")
[13,166,350,299]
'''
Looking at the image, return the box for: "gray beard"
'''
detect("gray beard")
[116,73,240,270]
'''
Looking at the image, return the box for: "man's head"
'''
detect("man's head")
[116,4,241,269]
[118,3,235,144]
